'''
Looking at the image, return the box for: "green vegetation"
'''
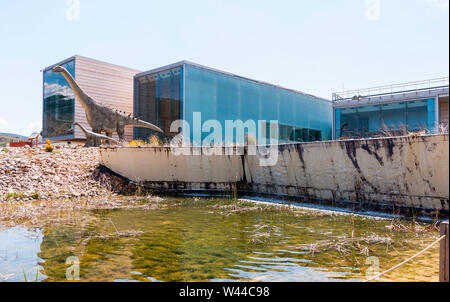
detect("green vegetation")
[6,192,25,200]
[6,191,40,200]
[23,269,40,282]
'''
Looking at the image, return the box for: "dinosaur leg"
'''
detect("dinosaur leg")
[105,131,113,146]
[84,137,92,147]
[91,129,102,147]
[117,127,125,141]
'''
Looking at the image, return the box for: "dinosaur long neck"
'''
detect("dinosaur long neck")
[59,69,95,111]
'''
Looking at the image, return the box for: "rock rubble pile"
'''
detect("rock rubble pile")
[0,145,136,201]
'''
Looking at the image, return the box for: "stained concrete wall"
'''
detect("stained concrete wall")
[99,134,449,212]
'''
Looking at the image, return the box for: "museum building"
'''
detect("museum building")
[42,55,140,141]
[133,61,333,144]
[43,57,333,144]
[332,78,449,140]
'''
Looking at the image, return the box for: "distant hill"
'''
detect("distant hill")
[0,133,28,147]
[0,133,28,140]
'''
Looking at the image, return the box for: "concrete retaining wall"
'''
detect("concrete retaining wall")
[99,134,449,213]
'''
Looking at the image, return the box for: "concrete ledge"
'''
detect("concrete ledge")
[99,134,449,217]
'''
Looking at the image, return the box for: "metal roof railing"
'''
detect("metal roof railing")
[333,77,449,103]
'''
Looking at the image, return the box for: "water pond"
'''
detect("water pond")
[0,198,440,282]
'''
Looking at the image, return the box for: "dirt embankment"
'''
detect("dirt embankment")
[0,145,141,202]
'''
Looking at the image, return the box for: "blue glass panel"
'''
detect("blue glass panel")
[381,102,407,130]
[407,99,428,131]
[334,108,341,139]
[184,64,332,144]
[358,105,381,137]
[427,98,435,131]
[43,60,76,138]
[134,67,182,140]
[337,99,433,139]
[339,107,361,138]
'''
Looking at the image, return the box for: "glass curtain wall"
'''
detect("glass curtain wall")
[43,60,76,138]
[184,64,332,145]
[134,67,182,140]
[337,99,434,139]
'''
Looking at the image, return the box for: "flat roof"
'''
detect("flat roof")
[333,77,449,103]
[42,55,141,73]
[333,88,450,109]
[136,61,330,103]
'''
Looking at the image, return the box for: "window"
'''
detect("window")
[337,99,433,139]
[135,67,182,140]
[184,64,332,144]
[263,122,322,143]
[43,60,75,138]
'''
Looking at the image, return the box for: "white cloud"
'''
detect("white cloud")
[0,118,7,130]
[425,0,449,10]
[44,82,74,99]
[27,121,42,135]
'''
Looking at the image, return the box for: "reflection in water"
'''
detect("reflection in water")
[0,200,441,282]
[0,227,45,282]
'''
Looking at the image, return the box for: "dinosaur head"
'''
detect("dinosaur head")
[51,66,66,73]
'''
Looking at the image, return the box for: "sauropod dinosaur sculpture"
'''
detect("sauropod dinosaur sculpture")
[51,65,163,143]
[73,123,120,147]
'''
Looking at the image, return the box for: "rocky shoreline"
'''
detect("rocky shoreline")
[0,145,141,202]
[0,145,160,228]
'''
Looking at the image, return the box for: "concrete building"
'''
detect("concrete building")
[333,78,449,140]
[134,61,333,144]
[42,55,140,142]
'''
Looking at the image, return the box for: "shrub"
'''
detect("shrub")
[128,140,140,147]
[45,139,54,152]
[149,135,161,146]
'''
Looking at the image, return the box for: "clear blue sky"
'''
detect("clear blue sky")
[0,0,448,135]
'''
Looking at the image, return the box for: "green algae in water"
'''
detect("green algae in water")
[0,198,441,282]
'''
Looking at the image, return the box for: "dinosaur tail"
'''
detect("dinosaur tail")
[128,119,164,133]
[73,122,87,135]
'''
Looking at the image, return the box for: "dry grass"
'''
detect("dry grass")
[79,230,144,246]
[386,218,440,233]
[340,122,446,139]
[250,224,282,244]
[437,123,449,134]
[149,135,161,146]
[295,233,394,257]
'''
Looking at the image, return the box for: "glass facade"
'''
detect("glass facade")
[134,63,333,144]
[183,64,332,144]
[43,60,75,138]
[267,122,322,143]
[134,67,182,140]
[335,99,435,139]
